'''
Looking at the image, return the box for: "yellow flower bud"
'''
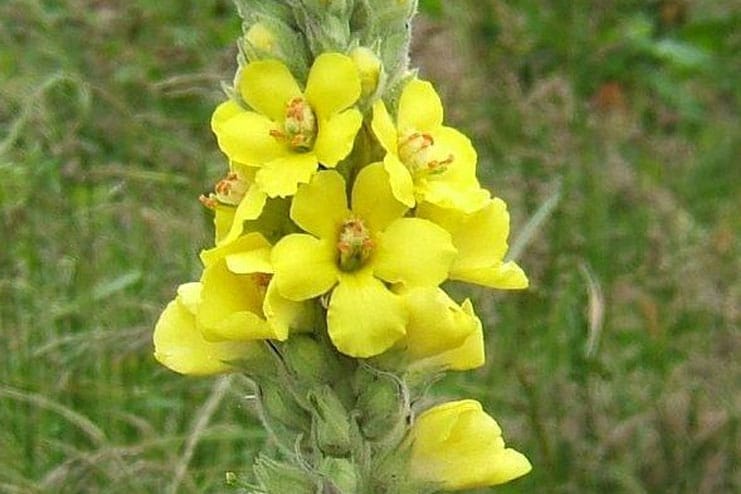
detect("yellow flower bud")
[245,22,276,54]
[410,400,532,490]
[350,46,384,98]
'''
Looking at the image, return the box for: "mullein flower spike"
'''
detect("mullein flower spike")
[153,1,532,492]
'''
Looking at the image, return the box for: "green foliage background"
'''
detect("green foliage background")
[1,0,739,492]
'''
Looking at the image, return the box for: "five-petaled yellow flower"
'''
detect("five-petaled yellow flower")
[211,52,363,199]
[271,162,457,358]
[372,78,490,213]
[410,399,532,490]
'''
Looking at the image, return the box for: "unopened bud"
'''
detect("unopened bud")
[260,381,311,432]
[309,386,353,456]
[239,17,310,77]
[304,0,351,16]
[319,457,359,493]
[245,22,276,53]
[350,46,384,99]
[254,455,318,494]
[281,335,339,385]
[354,368,407,441]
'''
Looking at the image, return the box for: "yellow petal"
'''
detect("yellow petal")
[290,170,350,238]
[327,271,407,357]
[213,205,236,245]
[211,103,287,164]
[397,79,443,133]
[422,181,490,214]
[239,59,302,123]
[271,234,339,301]
[399,287,479,361]
[255,152,318,198]
[452,261,529,289]
[176,282,202,315]
[153,288,258,375]
[200,232,271,269]
[419,126,488,213]
[219,184,268,246]
[313,109,363,167]
[211,99,242,126]
[410,399,532,490]
[374,218,456,287]
[371,100,398,154]
[419,299,486,371]
[351,162,408,232]
[197,260,276,341]
[418,199,528,289]
[304,53,361,120]
[225,247,273,274]
[383,153,416,208]
[263,278,313,339]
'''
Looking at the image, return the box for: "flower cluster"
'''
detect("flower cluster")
[153,2,532,492]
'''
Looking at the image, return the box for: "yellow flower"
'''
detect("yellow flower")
[417,198,529,289]
[371,79,490,212]
[197,232,310,342]
[271,162,457,357]
[199,163,267,246]
[211,53,362,199]
[397,287,484,371]
[410,399,532,490]
[153,282,262,375]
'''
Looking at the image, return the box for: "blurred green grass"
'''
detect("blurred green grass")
[1,0,739,492]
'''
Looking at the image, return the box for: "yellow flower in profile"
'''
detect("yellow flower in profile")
[418,197,529,289]
[211,53,362,199]
[153,282,262,375]
[371,79,490,212]
[197,232,310,342]
[396,287,484,371]
[271,163,457,357]
[199,163,267,246]
[410,399,532,491]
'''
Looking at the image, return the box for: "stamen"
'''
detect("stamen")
[398,131,455,176]
[337,217,374,272]
[253,273,272,296]
[199,194,218,210]
[269,96,317,152]
[200,170,250,208]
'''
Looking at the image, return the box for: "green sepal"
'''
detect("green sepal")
[308,385,354,457]
[253,455,319,494]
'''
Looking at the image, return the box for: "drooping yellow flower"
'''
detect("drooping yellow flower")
[410,399,532,491]
[417,197,529,289]
[197,232,310,342]
[397,287,485,371]
[211,53,362,199]
[271,162,457,357]
[371,79,490,212]
[153,282,262,375]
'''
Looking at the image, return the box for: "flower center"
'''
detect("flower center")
[397,131,454,177]
[252,272,272,297]
[270,96,317,152]
[337,217,374,272]
[199,171,249,209]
